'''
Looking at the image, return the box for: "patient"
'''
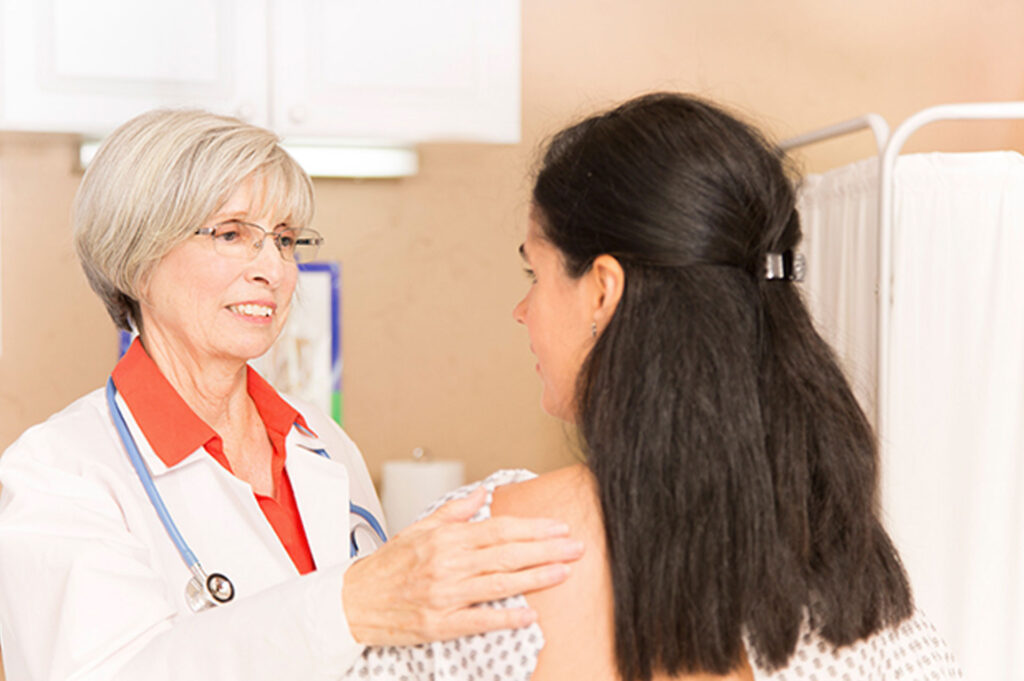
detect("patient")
[345,93,962,680]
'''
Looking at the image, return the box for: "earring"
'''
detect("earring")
[591,322,597,338]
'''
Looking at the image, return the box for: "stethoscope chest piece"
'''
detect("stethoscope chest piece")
[185,571,235,612]
[207,572,235,603]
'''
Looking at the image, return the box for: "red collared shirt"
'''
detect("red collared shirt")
[112,338,316,575]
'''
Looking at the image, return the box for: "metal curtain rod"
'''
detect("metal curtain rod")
[779,113,890,156]
[876,101,1024,451]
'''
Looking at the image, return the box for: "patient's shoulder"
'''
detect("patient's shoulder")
[492,465,616,680]
[490,463,596,523]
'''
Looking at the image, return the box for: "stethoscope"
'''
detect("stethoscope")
[105,378,388,612]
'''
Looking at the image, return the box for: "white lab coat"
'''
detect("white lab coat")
[0,384,385,681]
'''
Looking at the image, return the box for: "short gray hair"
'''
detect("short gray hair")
[73,108,315,331]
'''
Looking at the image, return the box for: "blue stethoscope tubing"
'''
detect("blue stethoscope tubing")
[349,500,388,557]
[105,377,387,610]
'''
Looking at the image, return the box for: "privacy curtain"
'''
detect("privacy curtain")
[797,151,1024,681]
[796,157,880,423]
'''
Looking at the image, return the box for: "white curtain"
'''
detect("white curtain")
[885,151,1024,681]
[797,151,1024,681]
[797,158,880,423]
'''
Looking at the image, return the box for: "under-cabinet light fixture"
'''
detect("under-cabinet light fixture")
[79,140,419,179]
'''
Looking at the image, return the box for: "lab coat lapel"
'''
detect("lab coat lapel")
[285,429,352,569]
[113,391,297,595]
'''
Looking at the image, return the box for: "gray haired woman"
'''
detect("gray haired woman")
[0,108,580,680]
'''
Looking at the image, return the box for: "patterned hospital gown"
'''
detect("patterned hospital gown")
[344,470,963,680]
[343,469,544,681]
[755,610,962,680]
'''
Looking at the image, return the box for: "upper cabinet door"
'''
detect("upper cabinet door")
[270,0,520,144]
[0,0,268,135]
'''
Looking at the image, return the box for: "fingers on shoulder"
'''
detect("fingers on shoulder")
[456,515,570,549]
[444,603,538,639]
[464,563,571,603]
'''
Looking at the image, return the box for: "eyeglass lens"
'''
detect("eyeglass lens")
[209,221,321,262]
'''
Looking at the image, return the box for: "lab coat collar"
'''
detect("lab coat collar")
[114,394,351,572]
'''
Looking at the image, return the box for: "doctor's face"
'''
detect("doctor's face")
[139,175,298,366]
[513,218,594,422]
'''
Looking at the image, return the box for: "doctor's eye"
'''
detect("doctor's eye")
[212,221,247,243]
[273,227,298,249]
[523,267,536,283]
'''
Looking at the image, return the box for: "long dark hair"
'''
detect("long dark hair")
[532,93,912,680]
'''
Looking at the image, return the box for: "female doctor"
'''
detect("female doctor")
[0,109,581,680]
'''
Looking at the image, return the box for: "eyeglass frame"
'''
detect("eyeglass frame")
[193,219,325,263]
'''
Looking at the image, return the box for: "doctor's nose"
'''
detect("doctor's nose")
[245,234,289,286]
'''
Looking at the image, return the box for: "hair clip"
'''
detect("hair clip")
[765,251,805,282]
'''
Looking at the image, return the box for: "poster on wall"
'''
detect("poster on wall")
[118,261,343,424]
[250,262,343,424]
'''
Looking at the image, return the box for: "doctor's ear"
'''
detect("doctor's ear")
[587,254,624,326]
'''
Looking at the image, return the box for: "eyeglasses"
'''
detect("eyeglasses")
[194,220,324,263]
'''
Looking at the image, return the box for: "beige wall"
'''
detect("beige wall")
[1,0,1023,676]
[3,0,1024,492]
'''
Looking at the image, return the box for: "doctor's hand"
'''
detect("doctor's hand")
[341,486,582,645]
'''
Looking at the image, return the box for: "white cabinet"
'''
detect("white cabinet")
[271,0,519,143]
[0,0,520,144]
[0,0,268,136]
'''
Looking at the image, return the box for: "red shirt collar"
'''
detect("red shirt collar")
[111,338,310,467]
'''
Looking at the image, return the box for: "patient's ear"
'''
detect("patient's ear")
[588,254,624,328]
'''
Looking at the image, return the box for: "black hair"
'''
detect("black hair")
[532,92,912,680]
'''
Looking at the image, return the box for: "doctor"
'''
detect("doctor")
[0,109,581,680]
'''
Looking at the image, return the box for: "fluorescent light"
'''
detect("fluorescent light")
[283,144,418,178]
[79,140,419,179]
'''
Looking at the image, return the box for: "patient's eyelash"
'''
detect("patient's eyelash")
[523,267,536,282]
